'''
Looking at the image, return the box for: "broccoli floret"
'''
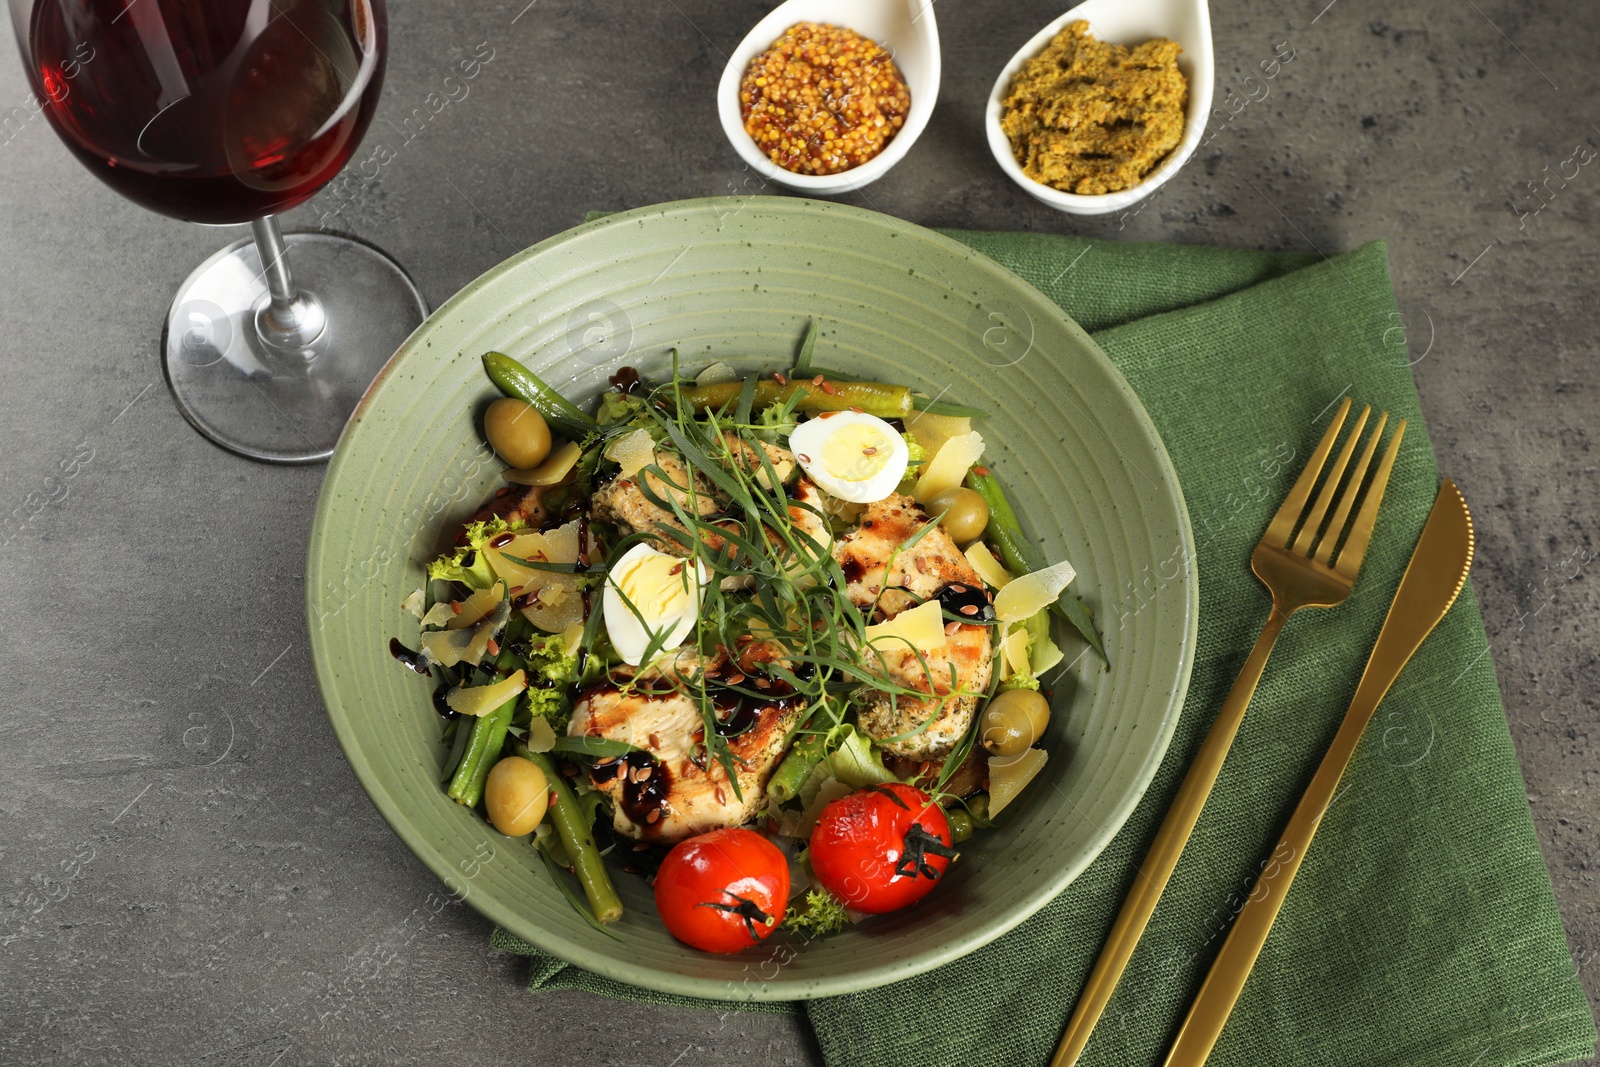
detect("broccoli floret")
[783,889,850,936]
[753,391,804,443]
[1002,672,1040,692]
[896,434,929,493]
[427,515,524,589]
[519,629,581,731]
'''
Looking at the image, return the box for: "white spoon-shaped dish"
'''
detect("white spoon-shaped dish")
[717,0,940,195]
[986,0,1213,216]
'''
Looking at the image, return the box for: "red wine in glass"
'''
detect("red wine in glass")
[13,0,427,463]
[31,0,384,224]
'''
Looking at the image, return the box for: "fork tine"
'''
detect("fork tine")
[1332,418,1406,578]
[1314,411,1387,565]
[1265,397,1352,547]
[1292,405,1370,555]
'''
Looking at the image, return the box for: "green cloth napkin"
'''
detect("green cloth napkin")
[492,229,1597,1067]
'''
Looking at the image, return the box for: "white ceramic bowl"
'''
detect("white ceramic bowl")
[986,0,1214,216]
[716,0,941,195]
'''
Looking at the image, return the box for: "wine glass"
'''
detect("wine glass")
[9,0,426,463]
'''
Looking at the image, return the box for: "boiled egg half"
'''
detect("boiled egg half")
[787,411,909,503]
[602,543,708,666]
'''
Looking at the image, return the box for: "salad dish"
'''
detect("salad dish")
[306,197,1196,999]
[391,337,1100,948]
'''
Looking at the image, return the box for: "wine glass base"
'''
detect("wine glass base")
[162,231,428,464]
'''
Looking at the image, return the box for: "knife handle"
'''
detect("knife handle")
[1160,687,1383,1067]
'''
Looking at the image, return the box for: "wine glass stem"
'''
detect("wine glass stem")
[251,215,327,354]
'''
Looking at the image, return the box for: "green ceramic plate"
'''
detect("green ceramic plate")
[307,197,1197,1001]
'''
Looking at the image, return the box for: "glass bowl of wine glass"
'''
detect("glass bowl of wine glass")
[10,0,427,463]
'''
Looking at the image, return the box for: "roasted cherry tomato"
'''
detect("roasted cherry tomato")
[654,827,790,953]
[808,783,958,914]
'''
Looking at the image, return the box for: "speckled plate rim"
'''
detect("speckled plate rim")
[307,197,1198,1001]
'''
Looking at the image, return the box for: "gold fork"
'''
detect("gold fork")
[1050,397,1405,1067]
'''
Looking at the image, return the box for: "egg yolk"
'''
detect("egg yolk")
[612,550,694,623]
[820,423,895,485]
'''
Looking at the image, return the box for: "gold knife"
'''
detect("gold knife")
[1161,479,1476,1067]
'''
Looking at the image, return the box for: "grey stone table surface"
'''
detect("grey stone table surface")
[1,0,1595,1064]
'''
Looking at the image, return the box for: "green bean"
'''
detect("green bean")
[517,745,623,924]
[445,695,516,809]
[817,367,990,419]
[680,378,911,419]
[966,469,1107,663]
[482,351,598,440]
[767,730,829,805]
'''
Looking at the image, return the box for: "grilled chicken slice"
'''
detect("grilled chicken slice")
[780,476,832,563]
[715,475,832,591]
[590,451,720,548]
[721,435,795,488]
[568,652,803,843]
[832,493,994,760]
[591,438,793,546]
[591,438,830,575]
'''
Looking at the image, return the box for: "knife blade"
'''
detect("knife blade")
[1160,479,1476,1067]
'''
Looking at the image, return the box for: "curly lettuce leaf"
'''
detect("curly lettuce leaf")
[427,515,525,590]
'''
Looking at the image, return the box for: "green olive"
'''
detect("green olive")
[927,487,990,545]
[966,793,991,823]
[484,755,549,836]
[980,688,1051,757]
[946,807,974,844]
[484,398,553,469]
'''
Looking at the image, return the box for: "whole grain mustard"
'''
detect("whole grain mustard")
[739,22,911,176]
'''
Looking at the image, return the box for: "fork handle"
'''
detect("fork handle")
[1050,607,1290,1067]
